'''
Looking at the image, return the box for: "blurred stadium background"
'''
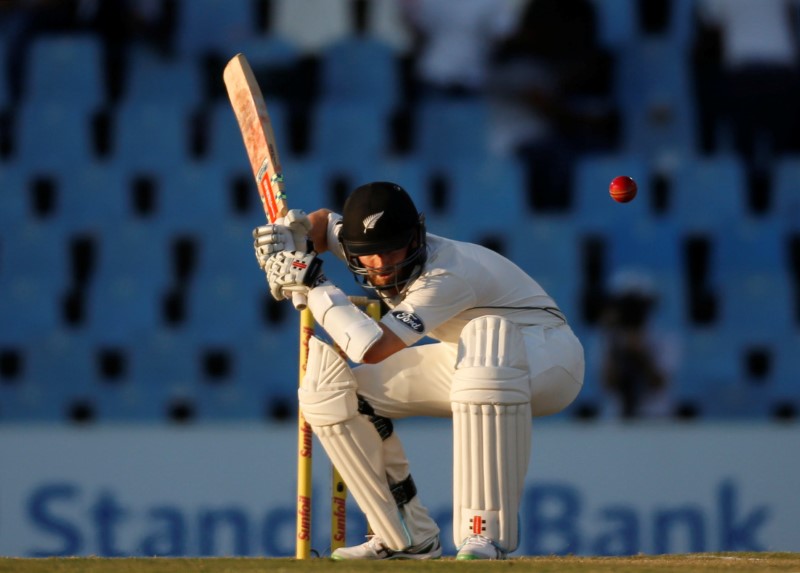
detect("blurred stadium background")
[1,0,797,424]
[0,0,799,558]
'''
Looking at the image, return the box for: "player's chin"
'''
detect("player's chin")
[367,273,394,286]
[367,276,399,294]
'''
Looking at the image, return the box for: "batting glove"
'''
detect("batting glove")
[264,250,327,301]
[253,209,312,269]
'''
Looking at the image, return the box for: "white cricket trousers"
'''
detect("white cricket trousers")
[353,322,584,419]
[349,320,584,550]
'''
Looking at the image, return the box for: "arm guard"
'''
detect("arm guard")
[308,283,382,363]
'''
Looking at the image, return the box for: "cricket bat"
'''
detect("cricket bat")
[223,53,307,310]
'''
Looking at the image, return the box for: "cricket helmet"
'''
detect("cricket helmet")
[339,181,427,295]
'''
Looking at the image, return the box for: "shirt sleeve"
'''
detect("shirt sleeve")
[381,270,476,346]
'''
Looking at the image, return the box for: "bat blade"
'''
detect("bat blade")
[224,53,306,309]
[223,53,287,223]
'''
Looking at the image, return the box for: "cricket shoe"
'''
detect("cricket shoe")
[331,534,441,560]
[456,535,508,560]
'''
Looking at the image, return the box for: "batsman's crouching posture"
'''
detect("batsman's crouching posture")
[253,182,584,560]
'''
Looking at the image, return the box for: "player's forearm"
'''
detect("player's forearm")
[307,209,333,253]
[361,325,406,364]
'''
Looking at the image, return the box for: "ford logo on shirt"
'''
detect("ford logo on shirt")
[391,311,425,333]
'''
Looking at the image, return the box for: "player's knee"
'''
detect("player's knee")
[298,336,359,426]
[451,316,530,404]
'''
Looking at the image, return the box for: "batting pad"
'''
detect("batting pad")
[299,337,412,550]
[451,316,532,552]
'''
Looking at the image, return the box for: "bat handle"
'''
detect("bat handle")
[292,292,308,310]
[284,233,308,310]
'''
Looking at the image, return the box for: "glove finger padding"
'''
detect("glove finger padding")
[265,250,326,301]
[253,223,296,268]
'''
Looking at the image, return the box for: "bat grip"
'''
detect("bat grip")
[284,233,308,310]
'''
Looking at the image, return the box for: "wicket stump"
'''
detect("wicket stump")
[296,297,381,558]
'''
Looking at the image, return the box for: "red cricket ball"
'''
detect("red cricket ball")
[609,175,637,203]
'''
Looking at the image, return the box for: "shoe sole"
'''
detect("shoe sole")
[456,549,507,560]
[332,554,441,561]
[331,548,442,561]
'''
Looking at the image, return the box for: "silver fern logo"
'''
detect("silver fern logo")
[362,211,385,233]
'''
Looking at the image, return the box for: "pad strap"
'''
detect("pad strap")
[390,475,417,508]
[358,395,394,440]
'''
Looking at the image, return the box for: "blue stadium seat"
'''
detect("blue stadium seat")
[309,101,390,171]
[24,33,105,112]
[0,276,61,344]
[700,378,772,420]
[664,0,698,48]
[15,102,96,170]
[772,155,800,232]
[277,157,328,213]
[239,35,301,68]
[84,222,171,342]
[59,163,129,231]
[9,331,96,423]
[174,0,257,58]
[596,0,696,47]
[0,40,9,110]
[193,335,268,421]
[0,220,69,280]
[195,218,260,281]
[112,102,192,174]
[606,222,686,329]
[696,333,773,420]
[234,35,303,102]
[590,0,637,50]
[235,325,302,402]
[444,156,527,244]
[319,36,401,111]
[186,273,265,341]
[770,332,800,416]
[157,161,231,227]
[669,155,748,234]
[123,45,204,107]
[0,165,29,227]
[711,222,793,336]
[85,274,165,344]
[606,218,681,273]
[195,377,264,421]
[93,221,172,286]
[0,223,69,342]
[672,326,739,417]
[124,329,198,422]
[415,99,492,168]
[615,38,697,160]
[508,217,582,322]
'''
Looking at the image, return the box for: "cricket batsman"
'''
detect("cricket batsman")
[253,182,584,560]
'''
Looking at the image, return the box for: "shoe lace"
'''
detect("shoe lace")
[462,534,505,557]
[466,535,492,548]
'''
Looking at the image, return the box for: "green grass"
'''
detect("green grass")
[0,554,798,573]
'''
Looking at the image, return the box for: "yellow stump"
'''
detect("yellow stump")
[297,298,382,557]
[296,307,315,559]
[330,466,348,551]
